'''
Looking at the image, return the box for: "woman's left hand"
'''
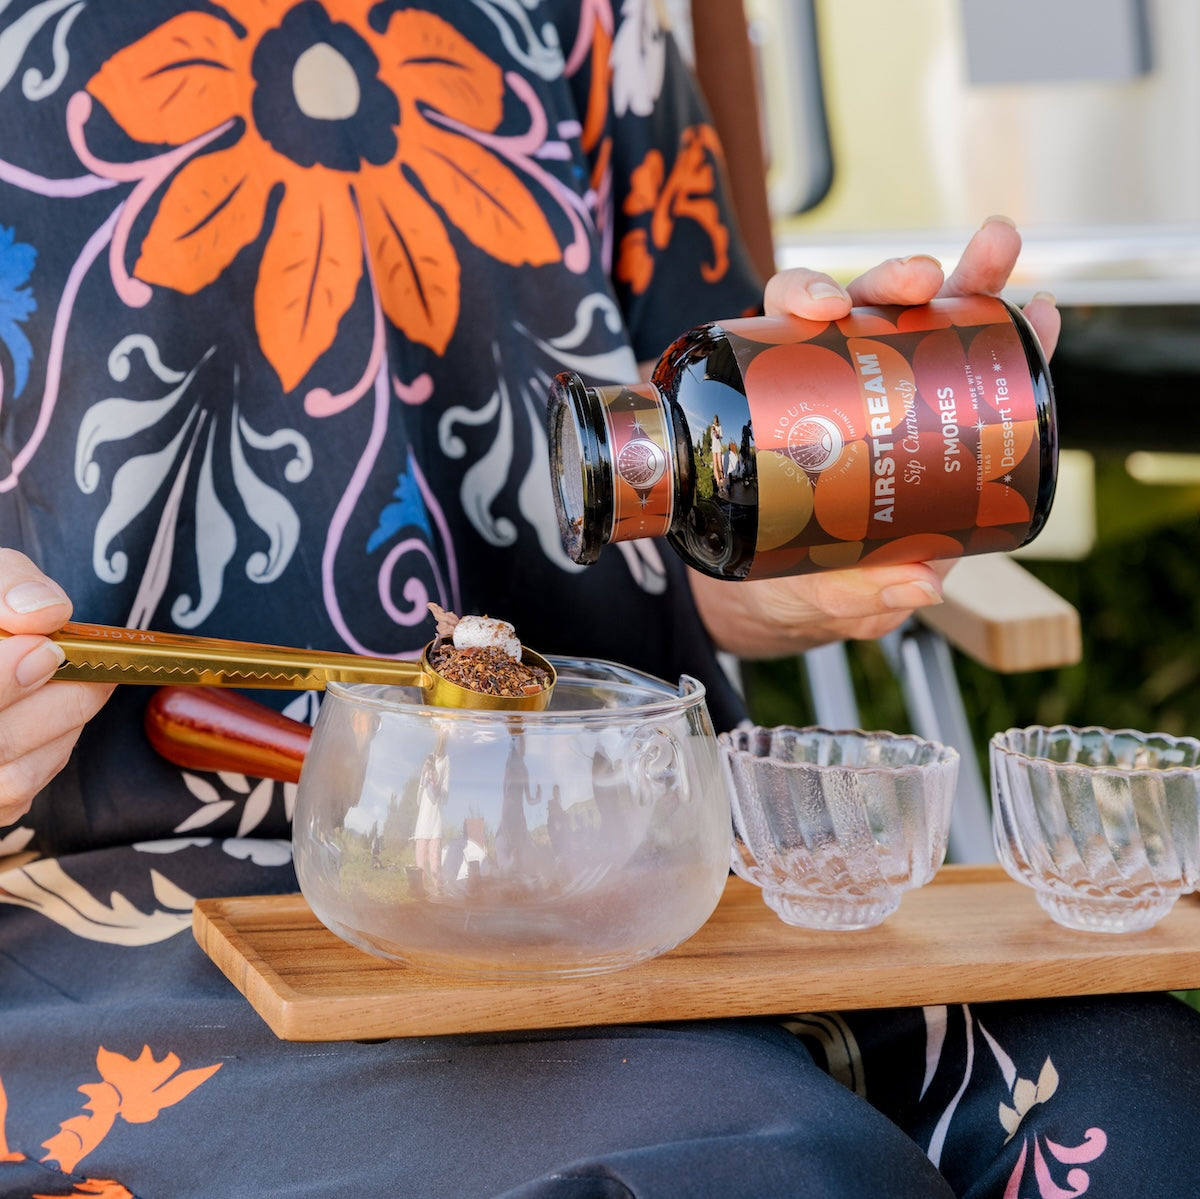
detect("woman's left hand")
[762,214,1060,358]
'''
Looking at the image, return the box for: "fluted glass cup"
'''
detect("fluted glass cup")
[720,726,959,930]
[990,725,1200,933]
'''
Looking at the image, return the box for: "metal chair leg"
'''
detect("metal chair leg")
[881,620,996,864]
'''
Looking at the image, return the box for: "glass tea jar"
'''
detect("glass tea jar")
[546,297,1057,580]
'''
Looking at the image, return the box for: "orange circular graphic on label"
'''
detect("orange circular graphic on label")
[617,437,668,491]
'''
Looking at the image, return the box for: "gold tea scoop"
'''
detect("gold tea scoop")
[7,620,556,712]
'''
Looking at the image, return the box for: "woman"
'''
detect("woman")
[0,4,1196,1197]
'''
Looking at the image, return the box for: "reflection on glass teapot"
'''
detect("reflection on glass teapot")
[291,657,731,978]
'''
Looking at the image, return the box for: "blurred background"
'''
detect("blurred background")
[682,0,1200,758]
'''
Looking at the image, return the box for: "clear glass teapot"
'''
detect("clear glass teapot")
[292,657,730,978]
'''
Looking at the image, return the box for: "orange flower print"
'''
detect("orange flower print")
[84,1,561,392]
[615,123,730,295]
[569,0,614,156]
[0,1045,219,1197]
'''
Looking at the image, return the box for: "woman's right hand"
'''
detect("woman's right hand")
[0,549,113,826]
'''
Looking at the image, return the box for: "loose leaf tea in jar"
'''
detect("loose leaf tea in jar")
[546,297,1057,580]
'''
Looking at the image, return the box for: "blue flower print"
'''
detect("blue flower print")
[0,225,36,398]
[368,462,434,553]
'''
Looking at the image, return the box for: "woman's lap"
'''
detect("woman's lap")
[797,993,1200,1198]
[0,1007,951,1199]
[7,859,1200,1199]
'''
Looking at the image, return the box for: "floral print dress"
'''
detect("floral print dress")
[0,3,757,860]
[1,4,1200,1197]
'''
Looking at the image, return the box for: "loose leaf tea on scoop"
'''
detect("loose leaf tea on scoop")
[427,604,552,698]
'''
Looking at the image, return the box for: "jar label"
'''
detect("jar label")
[721,297,1049,578]
[598,384,675,543]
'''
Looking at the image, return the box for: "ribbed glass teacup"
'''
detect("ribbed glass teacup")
[990,724,1200,933]
[720,726,959,930]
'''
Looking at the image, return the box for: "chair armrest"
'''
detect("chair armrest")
[916,555,1081,673]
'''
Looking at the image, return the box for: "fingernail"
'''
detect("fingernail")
[1031,290,1058,307]
[881,580,944,610]
[807,280,850,302]
[15,640,65,688]
[5,580,69,614]
[898,254,942,269]
[982,213,1017,229]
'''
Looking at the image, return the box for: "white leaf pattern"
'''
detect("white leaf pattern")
[76,390,189,497]
[0,825,35,856]
[999,1103,1021,1138]
[521,302,639,380]
[977,1017,1018,1089]
[0,0,83,99]
[75,339,308,631]
[920,1005,948,1100]
[439,379,503,459]
[133,838,211,853]
[75,340,201,493]
[612,0,667,118]
[542,293,628,356]
[182,772,222,804]
[469,0,563,79]
[925,1004,975,1167]
[149,868,196,912]
[126,418,201,629]
[172,419,237,627]
[92,415,197,583]
[175,800,236,832]
[1013,1077,1037,1112]
[223,838,292,867]
[237,778,275,837]
[108,333,187,386]
[445,370,518,548]
[231,404,304,583]
[1036,1057,1059,1102]
[238,409,313,483]
[0,858,191,945]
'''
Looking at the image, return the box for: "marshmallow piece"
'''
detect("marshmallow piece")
[452,614,522,661]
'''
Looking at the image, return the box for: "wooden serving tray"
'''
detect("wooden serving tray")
[192,864,1200,1042]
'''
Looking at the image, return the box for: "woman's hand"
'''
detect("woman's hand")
[0,549,113,825]
[762,213,1060,357]
[690,215,1059,659]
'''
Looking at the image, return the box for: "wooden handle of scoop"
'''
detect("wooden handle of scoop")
[144,686,312,783]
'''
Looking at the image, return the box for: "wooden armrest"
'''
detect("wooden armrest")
[916,554,1081,674]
